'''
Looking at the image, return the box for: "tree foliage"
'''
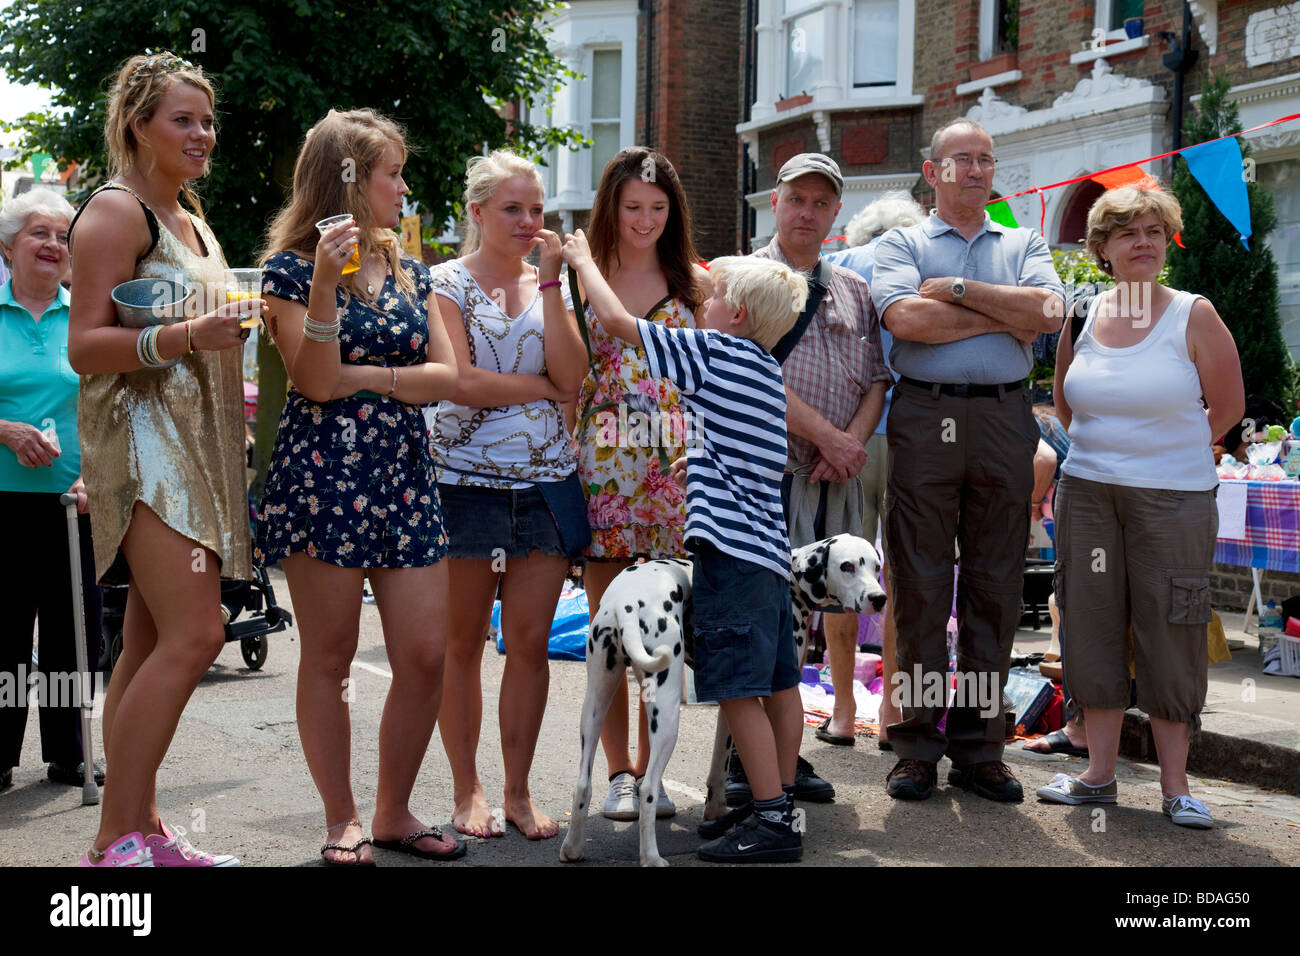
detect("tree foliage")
[0,0,584,266]
[1167,70,1296,414]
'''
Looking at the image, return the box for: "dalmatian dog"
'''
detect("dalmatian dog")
[559,534,886,867]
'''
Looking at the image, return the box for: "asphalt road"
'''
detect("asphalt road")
[4,567,1298,869]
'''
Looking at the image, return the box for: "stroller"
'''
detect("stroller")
[98,565,294,676]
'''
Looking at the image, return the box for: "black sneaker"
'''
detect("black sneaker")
[724,748,751,807]
[794,756,835,803]
[885,758,938,800]
[697,802,753,840]
[697,816,802,864]
[47,761,105,787]
[947,761,1024,802]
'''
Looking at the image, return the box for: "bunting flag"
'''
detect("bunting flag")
[1180,137,1252,250]
[30,152,52,182]
[987,199,1019,228]
[1090,165,1159,190]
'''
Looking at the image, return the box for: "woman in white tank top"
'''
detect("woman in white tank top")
[1043,186,1244,828]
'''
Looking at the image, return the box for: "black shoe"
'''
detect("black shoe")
[794,755,835,803]
[885,758,938,800]
[697,815,802,864]
[947,761,1024,802]
[47,761,105,787]
[0,768,11,791]
[697,802,753,840]
[724,748,751,807]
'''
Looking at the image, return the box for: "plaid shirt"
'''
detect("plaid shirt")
[752,240,892,468]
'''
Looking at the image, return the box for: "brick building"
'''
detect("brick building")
[527,0,742,258]
[735,1,1300,608]
[736,1,1299,362]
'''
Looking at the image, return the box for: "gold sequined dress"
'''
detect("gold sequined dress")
[75,182,252,585]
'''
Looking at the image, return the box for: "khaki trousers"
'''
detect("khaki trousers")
[884,381,1038,764]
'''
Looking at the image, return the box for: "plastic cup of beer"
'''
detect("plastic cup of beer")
[315,213,361,275]
[224,268,265,329]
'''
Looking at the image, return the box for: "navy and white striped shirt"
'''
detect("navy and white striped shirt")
[638,319,791,579]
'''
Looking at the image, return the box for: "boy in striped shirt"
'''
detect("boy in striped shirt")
[562,231,809,862]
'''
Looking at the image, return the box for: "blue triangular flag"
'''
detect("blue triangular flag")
[1181,137,1252,251]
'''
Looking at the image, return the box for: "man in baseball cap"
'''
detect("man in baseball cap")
[776,152,844,195]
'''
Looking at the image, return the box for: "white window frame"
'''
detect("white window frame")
[773,0,914,103]
[978,0,1003,61]
[586,45,623,192]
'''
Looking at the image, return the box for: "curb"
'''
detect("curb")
[1120,709,1300,797]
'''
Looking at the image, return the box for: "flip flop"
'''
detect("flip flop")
[877,739,893,752]
[815,716,855,746]
[1022,728,1088,757]
[320,819,375,867]
[372,827,467,861]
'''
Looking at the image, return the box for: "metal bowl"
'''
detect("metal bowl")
[111,277,193,329]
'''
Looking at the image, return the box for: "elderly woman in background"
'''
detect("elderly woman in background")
[1041,186,1244,828]
[0,188,103,793]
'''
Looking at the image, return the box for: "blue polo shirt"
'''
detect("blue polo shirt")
[870,213,1063,384]
[0,281,81,493]
[826,236,893,434]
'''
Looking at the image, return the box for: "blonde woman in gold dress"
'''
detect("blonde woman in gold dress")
[67,53,252,867]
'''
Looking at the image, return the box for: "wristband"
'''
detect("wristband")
[538,279,562,292]
[387,367,398,396]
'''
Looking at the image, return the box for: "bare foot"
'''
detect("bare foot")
[321,820,374,866]
[453,788,503,838]
[373,810,464,858]
[504,796,559,840]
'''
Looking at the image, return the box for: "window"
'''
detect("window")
[854,0,899,87]
[590,48,621,190]
[786,9,825,97]
[978,0,1019,61]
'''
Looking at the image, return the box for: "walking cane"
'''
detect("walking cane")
[59,493,99,806]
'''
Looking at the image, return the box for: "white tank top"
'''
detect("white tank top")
[1061,289,1217,491]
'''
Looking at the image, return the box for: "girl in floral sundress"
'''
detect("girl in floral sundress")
[567,148,709,820]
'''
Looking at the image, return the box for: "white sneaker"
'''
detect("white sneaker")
[601,771,639,820]
[1163,794,1213,829]
[638,776,677,819]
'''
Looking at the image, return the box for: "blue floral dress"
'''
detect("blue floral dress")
[254,251,448,568]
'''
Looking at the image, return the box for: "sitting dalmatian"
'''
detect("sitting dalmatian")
[560,534,886,867]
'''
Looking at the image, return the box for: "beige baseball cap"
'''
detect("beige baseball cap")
[776,153,844,196]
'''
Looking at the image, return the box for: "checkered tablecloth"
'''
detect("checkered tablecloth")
[1214,479,1300,574]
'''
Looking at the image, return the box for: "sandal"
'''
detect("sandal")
[320,818,375,867]
[1022,728,1088,757]
[373,827,467,862]
[814,716,855,746]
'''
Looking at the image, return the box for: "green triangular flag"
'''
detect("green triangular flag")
[30,153,52,182]
[986,200,1018,228]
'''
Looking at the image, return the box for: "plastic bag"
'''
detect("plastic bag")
[1216,455,1249,480]
[493,583,590,661]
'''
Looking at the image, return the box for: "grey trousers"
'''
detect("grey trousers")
[884,381,1038,765]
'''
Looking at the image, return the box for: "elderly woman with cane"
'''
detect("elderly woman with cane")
[0,188,103,794]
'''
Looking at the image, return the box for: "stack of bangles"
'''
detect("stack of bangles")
[303,311,341,343]
[136,325,170,368]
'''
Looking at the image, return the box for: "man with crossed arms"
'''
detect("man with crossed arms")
[870,119,1063,802]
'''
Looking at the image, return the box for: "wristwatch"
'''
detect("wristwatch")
[951,277,966,302]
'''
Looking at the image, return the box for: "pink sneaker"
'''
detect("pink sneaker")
[145,822,240,867]
[78,832,154,867]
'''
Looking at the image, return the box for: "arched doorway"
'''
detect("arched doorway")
[1057,180,1104,246]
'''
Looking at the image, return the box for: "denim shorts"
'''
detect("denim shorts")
[438,473,591,560]
[690,540,799,701]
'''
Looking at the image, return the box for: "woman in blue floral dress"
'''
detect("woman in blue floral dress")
[256,109,461,865]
